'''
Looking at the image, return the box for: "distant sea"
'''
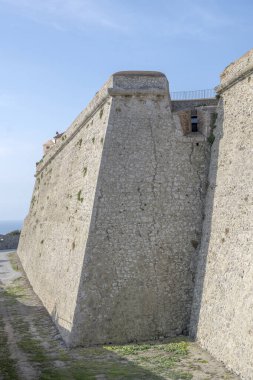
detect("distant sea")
[0,220,23,235]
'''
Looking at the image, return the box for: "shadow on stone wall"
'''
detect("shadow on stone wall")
[190,98,224,338]
[0,255,166,380]
[69,96,224,347]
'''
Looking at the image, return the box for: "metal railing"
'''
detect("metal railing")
[170,89,216,100]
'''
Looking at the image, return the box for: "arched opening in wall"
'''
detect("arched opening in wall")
[191,110,198,132]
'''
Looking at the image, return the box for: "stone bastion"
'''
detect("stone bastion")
[18,48,253,379]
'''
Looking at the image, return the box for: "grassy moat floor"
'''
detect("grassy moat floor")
[0,252,239,380]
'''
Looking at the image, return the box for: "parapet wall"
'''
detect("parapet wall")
[18,71,210,346]
[191,49,253,379]
[171,98,217,112]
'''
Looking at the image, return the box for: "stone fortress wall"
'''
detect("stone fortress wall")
[18,71,213,347]
[190,49,253,379]
[18,75,114,343]
[17,48,253,378]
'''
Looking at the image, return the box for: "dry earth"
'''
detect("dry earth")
[0,251,239,380]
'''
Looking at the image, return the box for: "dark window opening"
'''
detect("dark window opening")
[191,116,198,132]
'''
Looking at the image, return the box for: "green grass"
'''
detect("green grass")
[104,340,191,378]
[5,284,25,299]
[0,261,227,380]
[106,343,152,355]
[8,252,20,272]
[18,337,48,362]
[106,340,189,357]
[0,316,19,380]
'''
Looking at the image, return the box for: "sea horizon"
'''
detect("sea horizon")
[0,220,23,235]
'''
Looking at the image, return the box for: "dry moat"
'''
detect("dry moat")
[0,250,238,380]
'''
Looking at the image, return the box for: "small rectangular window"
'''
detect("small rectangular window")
[191,116,198,132]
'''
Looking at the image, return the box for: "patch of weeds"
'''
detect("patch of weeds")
[16,331,73,380]
[57,349,70,362]
[168,370,193,380]
[39,367,83,380]
[5,284,25,299]
[71,360,157,380]
[77,138,82,148]
[40,240,44,244]
[207,134,215,145]
[143,354,177,368]
[0,317,19,380]
[99,108,104,119]
[197,359,209,364]
[31,195,36,207]
[92,137,95,144]
[106,343,152,355]
[83,166,87,177]
[129,340,190,377]
[18,336,48,362]
[77,190,84,202]
[8,252,20,272]
[191,240,199,249]
[156,341,189,355]
[100,137,104,144]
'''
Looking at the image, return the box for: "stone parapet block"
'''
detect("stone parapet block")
[216,48,253,93]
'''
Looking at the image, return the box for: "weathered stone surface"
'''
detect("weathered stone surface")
[18,71,210,347]
[191,49,253,379]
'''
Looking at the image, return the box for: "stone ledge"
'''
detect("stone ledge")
[113,71,166,77]
[108,88,167,97]
[176,132,206,143]
[35,71,169,175]
[35,92,110,176]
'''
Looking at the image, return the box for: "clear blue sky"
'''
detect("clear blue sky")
[0,0,252,221]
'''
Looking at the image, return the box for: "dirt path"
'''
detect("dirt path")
[0,251,240,380]
[0,250,21,284]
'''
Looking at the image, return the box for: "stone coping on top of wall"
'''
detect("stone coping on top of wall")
[217,48,253,93]
[35,71,169,176]
[171,99,218,112]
